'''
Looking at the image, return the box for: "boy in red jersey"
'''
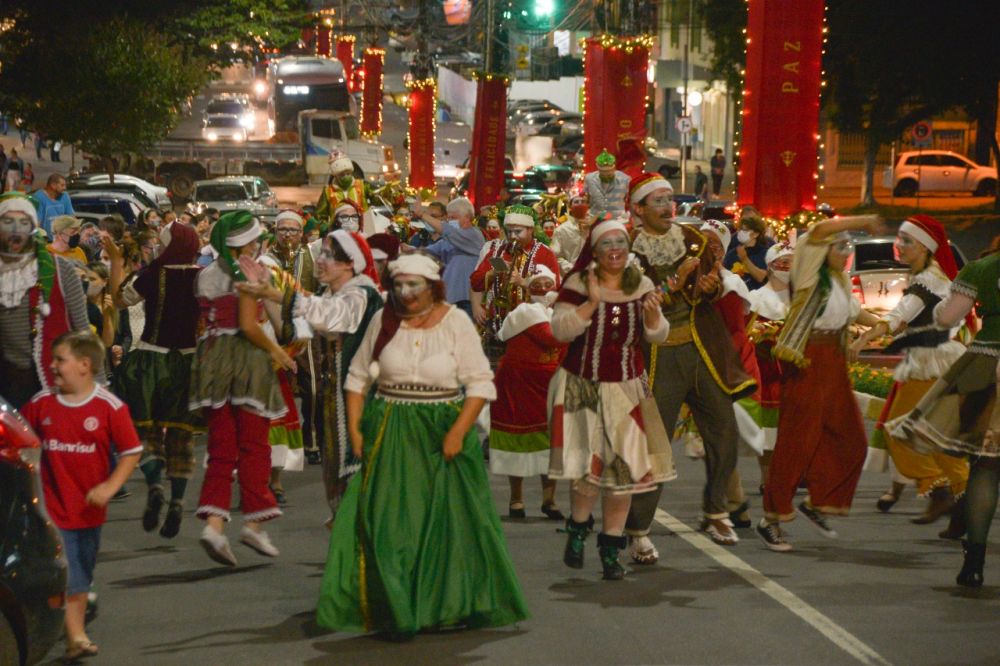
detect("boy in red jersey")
[22,331,141,661]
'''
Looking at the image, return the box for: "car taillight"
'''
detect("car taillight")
[851,275,865,304]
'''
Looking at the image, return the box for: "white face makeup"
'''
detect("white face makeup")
[594,233,629,256]
[0,212,35,256]
[486,220,501,232]
[506,226,530,242]
[393,276,429,300]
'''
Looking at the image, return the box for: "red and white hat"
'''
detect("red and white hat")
[700,219,731,249]
[628,172,673,209]
[899,214,957,279]
[330,229,380,283]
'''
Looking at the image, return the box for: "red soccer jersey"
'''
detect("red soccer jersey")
[22,386,142,529]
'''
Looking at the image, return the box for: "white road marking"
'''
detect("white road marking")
[653,509,893,666]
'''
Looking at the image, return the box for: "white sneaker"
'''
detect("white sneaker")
[629,535,659,564]
[240,526,279,557]
[199,525,238,566]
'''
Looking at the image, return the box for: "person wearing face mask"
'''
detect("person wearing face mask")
[851,215,969,531]
[541,218,556,239]
[583,149,630,218]
[238,228,384,525]
[332,201,363,234]
[625,172,756,561]
[105,221,203,541]
[745,240,795,494]
[48,215,88,266]
[0,193,91,407]
[489,265,567,520]
[482,216,502,242]
[469,204,561,365]
[551,194,592,276]
[316,252,528,637]
[757,215,886,552]
[188,211,297,566]
[315,153,369,229]
[138,208,164,233]
[83,262,116,349]
[413,197,485,320]
[549,218,674,580]
[724,208,774,290]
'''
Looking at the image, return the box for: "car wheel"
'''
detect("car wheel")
[974,178,997,197]
[893,179,918,197]
[168,172,195,201]
[0,612,21,666]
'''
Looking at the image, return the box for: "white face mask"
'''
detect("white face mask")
[86,280,104,298]
[737,229,753,244]
[530,292,557,307]
[770,269,790,283]
[339,218,360,233]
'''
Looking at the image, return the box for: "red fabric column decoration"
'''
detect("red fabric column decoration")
[583,35,651,172]
[336,36,355,91]
[737,0,825,217]
[316,24,332,57]
[361,47,385,137]
[468,73,509,209]
[406,79,436,190]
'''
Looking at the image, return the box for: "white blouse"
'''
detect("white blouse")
[813,278,861,330]
[293,275,377,339]
[345,305,496,400]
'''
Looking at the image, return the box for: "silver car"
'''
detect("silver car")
[190,176,279,223]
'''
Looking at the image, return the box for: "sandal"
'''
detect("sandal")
[509,501,526,519]
[629,535,659,565]
[540,503,565,521]
[65,640,99,661]
[702,518,739,546]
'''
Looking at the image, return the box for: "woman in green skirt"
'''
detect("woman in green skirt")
[317,252,528,637]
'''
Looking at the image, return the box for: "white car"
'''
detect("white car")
[884,150,997,197]
[69,174,171,208]
[202,115,248,143]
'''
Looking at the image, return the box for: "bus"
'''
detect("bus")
[266,56,355,136]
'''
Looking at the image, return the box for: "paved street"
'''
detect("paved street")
[37,450,1000,665]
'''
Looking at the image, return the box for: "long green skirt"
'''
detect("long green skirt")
[316,396,529,635]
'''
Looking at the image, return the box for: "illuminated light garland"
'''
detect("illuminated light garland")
[761,210,827,241]
[405,78,437,190]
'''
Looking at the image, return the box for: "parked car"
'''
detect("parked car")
[534,115,583,138]
[0,398,66,666]
[67,183,158,211]
[68,174,171,208]
[68,191,148,226]
[514,110,580,136]
[528,164,576,192]
[508,101,562,123]
[202,115,248,143]
[190,176,279,223]
[553,134,584,164]
[847,234,967,314]
[450,155,516,194]
[452,169,546,200]
[884,150,998,197]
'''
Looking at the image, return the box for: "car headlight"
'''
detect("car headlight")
[206,132,218,142]
[241,114,255,129]
[233,133,245,143]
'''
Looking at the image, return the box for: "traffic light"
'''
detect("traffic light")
[534,0,555,18]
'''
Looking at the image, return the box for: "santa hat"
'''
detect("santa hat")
[566,215,631,277]
[503,204,537,228]
[329,152,353,174]
[334,200,362,218]
[765,240,795,266]
[330,229,380,284]
[899,214,958,280]
[700,219,731,250]
[526,264,557,287]
[628,172,672,209]
[366,232,400,262]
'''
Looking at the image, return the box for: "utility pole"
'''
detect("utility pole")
[680,0,692,193]
[485,0,495,71]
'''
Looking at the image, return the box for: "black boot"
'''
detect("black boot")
[957,540,985,588]
[597,533,628,581]
[939,493,967,540]
[562,516,593,569]
[142,485,164,532]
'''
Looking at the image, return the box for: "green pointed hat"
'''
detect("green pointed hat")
[595,149,616,167]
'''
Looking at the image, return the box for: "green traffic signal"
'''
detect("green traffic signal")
[534,0,555,18]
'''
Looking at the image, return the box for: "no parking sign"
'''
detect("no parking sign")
[912,121,933,148]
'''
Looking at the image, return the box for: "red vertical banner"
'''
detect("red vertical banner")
[336,36,355,91]
[737,0,824,217]
[468,73,509,209]
[583,35,651,172]
[361,47,385,137]
[407,79,436,190]
[316,24,332,57]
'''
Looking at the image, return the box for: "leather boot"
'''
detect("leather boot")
[597,533,628,581]
[938,493,967,540]
[562,516,593,569]
[957,540,985,588]
[912,486,954,524]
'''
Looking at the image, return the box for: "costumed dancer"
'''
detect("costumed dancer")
[316,152,369,229]
[240,229,384,524]
[189,212,297,566]
[489,265,566,520]
[548,218,675,580]
[550,193,592,276]
[317,253,528,636]
[470,204,561,366]
[625,173,756,560]
[107,221,202,539]
[0,192,90,408]
[758,215,886,552]
[582,149,630,219]
[851,215,968,528]
[745,240,796,492]
[889,244,1000,587]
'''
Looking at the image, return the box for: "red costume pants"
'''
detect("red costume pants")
[764,337,867,522]
[196,404,280,523]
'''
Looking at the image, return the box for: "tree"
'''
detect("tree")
[0,18,208,178]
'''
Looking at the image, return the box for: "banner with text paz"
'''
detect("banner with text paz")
[361,48,385,137]
[336,36,355,92]
[468,76,508,209]
[583,36,650,172]
[737,0,824,217]
[407,80,436,190]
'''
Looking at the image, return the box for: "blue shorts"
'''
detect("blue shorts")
[59,527,102,596]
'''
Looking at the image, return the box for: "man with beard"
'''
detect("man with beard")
[0,193,90,407]
[624,173,756,563]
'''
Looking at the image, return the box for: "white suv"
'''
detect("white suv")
[884,150,997,197]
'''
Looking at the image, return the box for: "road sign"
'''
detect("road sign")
[912,120,932,147]
[675,115,693,134]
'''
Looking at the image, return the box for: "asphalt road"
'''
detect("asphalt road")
[34,449,1000,666]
